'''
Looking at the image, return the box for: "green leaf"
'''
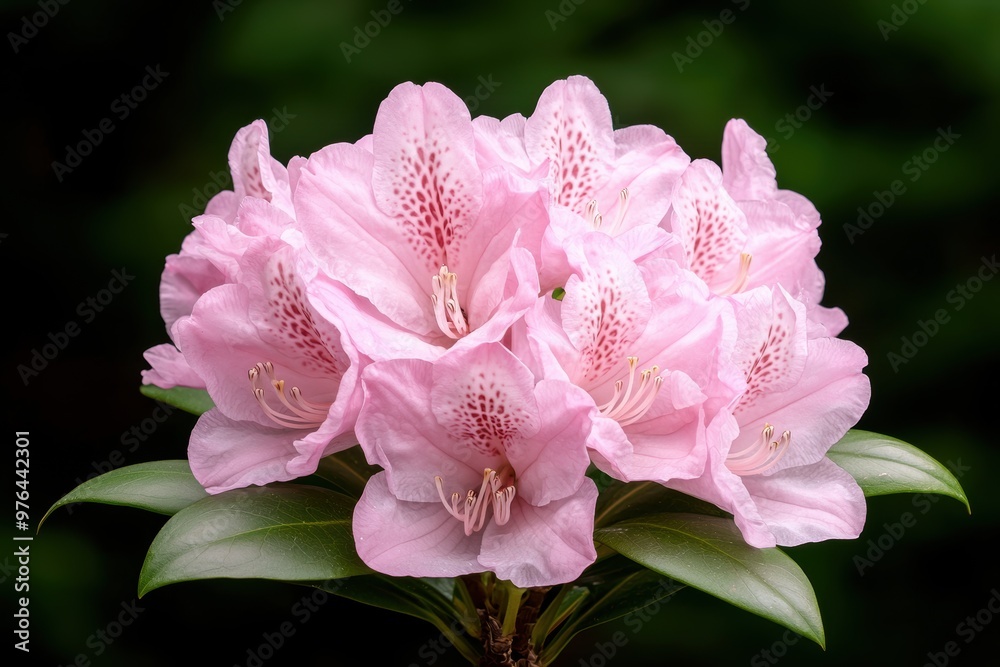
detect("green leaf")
[139,484,369,597]
[595,513,825,648]
[536,555,684,664]
[41,460,209,527]
[827,429,970,511]
[140,384,215,416]
[313,447,380,498]
[317,574,481,664]
[593,478,729,528]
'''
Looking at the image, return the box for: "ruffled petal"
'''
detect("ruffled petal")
[479,480,598,588]
[742,457,866,546]
[353,472,483,578]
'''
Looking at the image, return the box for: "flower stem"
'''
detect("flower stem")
[500,582,524,637]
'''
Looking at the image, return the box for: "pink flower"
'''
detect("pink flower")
[143,121,301,388]
[513,232,742,483]
[668,285,870,547]
[203,119,297,224]
[172,213,364,493]
[665,119,847,335]
[475,75,691,290]
[294,82,546,361]
[352,343,598,588]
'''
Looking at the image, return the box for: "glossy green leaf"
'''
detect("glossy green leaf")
[313,446,379,498]
[139,383,215,416]
[41,460,209,527]
[139,484,368,596]
[317,574,481,664]
[593,478,729,529]
[595,513,825,648]
[827,429,970,511]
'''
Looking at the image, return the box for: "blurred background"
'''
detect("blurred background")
[5,0,998,665]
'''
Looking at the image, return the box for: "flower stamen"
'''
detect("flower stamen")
[585,188,631,235]
[248,361,330,429]
[431,266,469,339]
[598,356,663,426]
[718,252,753,296]
[435,468,517,536]
[726,423,791,476]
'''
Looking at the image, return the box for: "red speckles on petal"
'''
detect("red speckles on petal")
[440,371,530,457]
[738,296,798,411]
[562,247,651,386]
[547,113,605,214]
[568,264,649,385]
[392,136,471,265]
[434,348,542,460]
[525,77,614,217]
[671,160,747,287]
[373,83,482,274]
[264,258,345,378]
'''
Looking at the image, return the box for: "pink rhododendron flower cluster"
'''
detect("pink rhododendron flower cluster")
[143,75,870,588]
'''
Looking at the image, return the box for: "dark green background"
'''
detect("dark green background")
[6,0,998,665]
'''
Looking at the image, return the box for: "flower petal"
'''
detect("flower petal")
[353,472,483,578]
[188,409,302,493]
[525,75,615,214]
[742,457,866,545]
[479,480,598,588]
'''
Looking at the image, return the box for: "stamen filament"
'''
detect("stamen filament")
[435,468,517,536]
[610,188,630,234]
[248,362,330,429]
[599,357,663,425]
[718,252,753,296]
[431,266,469,339]
[727,423,791,476]
[585,188,631,233]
